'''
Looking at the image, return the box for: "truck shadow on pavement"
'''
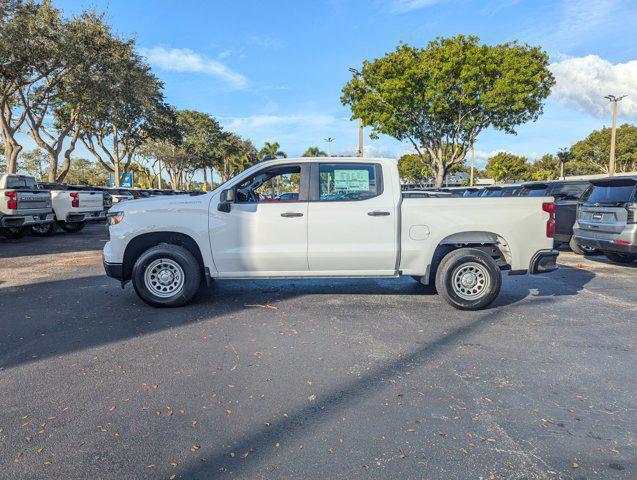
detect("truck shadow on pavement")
[0,265,594,371]
[0,228,108,259]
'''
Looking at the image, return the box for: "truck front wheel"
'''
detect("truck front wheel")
[132,244,202,307]
[435,248,501,310]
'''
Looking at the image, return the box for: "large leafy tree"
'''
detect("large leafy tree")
[342,35,554,187]
[216,133,259,182]
[302,146,327,157]
[398,153,432,184]
[530,154,560,181]
[259,141,286,161]
[176,110,223,189]
[485,152,530,183]
[567,124,637,175]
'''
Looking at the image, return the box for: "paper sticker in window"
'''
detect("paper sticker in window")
[333,170,370,191]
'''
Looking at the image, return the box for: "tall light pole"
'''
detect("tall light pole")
[604,94,626,176]
[470,143,475,187]
[348,67,365,157]
[324,137,334,157]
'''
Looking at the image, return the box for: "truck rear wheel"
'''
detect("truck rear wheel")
[435,248,501,310]
[58,221,85,233]
[132,244,201,307]
[604,251,636,264]
[31,223,56,237]
[1,227,28,239]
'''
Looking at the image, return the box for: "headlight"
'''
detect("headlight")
[107,211,125,225]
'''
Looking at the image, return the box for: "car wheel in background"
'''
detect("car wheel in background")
[58,221,85,233]
[0,227,27,239]
[31,223,56,237]
[604,251,636,264]
[569,236,598,256]
[132,244,201,307]
[435,248,502,310]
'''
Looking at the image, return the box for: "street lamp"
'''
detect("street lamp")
[604,94,626,176]
[324,137,334,157]
[348,67,364,157]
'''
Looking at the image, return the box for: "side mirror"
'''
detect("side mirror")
[218,188,235,213]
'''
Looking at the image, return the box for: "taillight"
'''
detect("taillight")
[543,202,556,238]
[5,191,18,210]
[70,192,79,208]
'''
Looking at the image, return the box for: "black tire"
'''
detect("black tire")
[132,243,202,307]
[58,221,85,233]
[604,251,636,264]
[0,227,27,239]
[435,248,502,310]
[31,223,56,237]
[569,236,598,256]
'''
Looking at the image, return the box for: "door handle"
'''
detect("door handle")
[281,212,303,218]
[367,211,390,216]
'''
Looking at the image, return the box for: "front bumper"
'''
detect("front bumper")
[530,249,559,274]
[103,259,124,280]
[575,235,637,255]
[0,212,55,227]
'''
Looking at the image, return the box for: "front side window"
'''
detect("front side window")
[236,165,301,203]
[318,163,379,201]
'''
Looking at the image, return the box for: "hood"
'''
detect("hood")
[113,194,209,213]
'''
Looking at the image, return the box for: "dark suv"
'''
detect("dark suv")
[573,176,637,264]
[520,180,593,254]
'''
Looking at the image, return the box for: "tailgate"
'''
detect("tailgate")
[78,191,104,210]
[15,190,52,211]
[578,205,628,236]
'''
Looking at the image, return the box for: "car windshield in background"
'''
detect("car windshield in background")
[583,181,636,205]
[7,177,37,189]
[549,183,589,200]
[521,187,548,197]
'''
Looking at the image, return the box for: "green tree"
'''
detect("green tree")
[567,124,637,175]
[398,153,432,184]
[259,141,286,160]
[485,152,530,182]
[217,133,259,182]
[530,154,560,181]
[19,148,48,180]
[302,146,327,157]
[341,35,554,187]
[63,158,110,185]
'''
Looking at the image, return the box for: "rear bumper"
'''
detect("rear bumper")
[575,235,637,254]
[530,249,559,274]
[65,210,107,223]
[0,212,55,227]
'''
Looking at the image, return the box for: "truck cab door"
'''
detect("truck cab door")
[210,163,309,277]
[307,162,397,275]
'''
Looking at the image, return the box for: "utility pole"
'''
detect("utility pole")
[324,137,334,157]
[348,67,365,158]
[470,144,475,187]
[604,94,626,176]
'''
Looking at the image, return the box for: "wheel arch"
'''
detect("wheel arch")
[423,231,512,284]
[122,231,205,281]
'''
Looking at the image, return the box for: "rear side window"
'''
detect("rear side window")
[6,176,36,189]
[318,163,380,201]
[549,182,589,200]
[583,182,636,204]
[521,186,548,197]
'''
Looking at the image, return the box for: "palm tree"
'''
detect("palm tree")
[302,146,327,157]
[259,141,287,161]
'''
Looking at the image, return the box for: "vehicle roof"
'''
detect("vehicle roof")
[260,156,396,166]
[590,175,637,186]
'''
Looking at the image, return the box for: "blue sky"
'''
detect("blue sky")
[51,0,637,168]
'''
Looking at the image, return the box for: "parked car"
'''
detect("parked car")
[33,183,105,235]
[520,180,593,254]
[106,188,135,204]
[0,174,54,239]
[103,157,557,310]
[126,188,152,199]
[478,185,523,197]
[402,190,454,198]
[573,176,637,264]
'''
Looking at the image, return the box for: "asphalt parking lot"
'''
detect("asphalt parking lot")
[1,224,635,480]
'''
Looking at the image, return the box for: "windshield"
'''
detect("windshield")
[521,187,548,197]
[583,182,636,205]
[549,182,589,200]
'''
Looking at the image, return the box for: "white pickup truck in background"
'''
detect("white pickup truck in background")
[0,173,54,239]
[103,157,558,310]
[32,183,105,236]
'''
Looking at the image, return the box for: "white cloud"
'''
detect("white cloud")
[139,46,248,89]
[557,0,619,40]
[549,55,637,119]
[222,113,337,132]
[386,0,447,13]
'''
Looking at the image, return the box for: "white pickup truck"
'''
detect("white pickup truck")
[32,183,105,235]
[103,157,558,310]
[0,173,54,239]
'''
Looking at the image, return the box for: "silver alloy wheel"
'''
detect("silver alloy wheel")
[451,262,491,300]
[144,258,185,298]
